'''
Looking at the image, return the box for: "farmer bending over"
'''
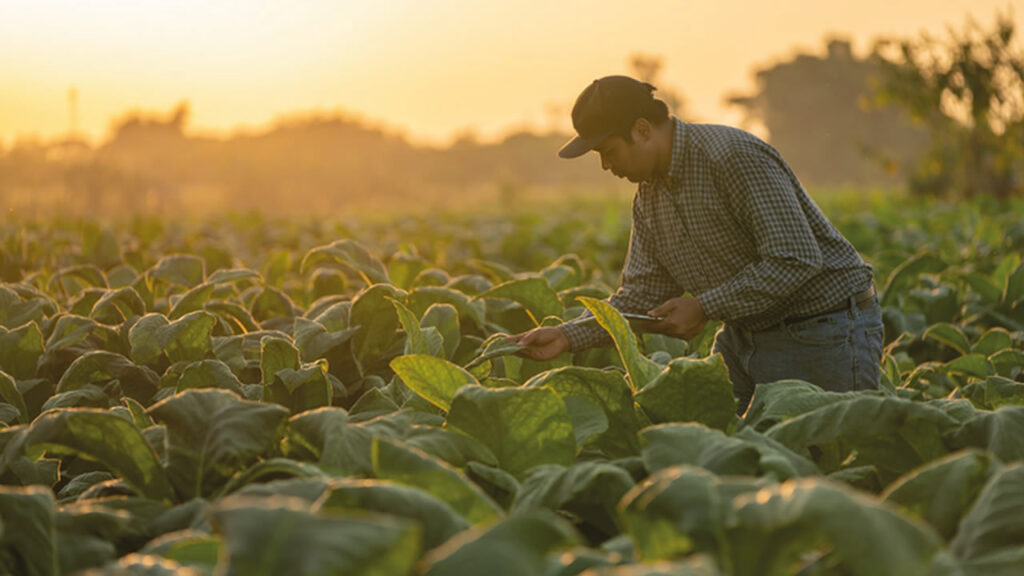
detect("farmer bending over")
[508,75,883,414]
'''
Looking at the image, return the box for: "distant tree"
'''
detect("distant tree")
[727,38,928,187]
[629,54,689,119]
[871,12,1024,198]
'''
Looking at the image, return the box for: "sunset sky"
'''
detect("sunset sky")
[0,0,1017,147]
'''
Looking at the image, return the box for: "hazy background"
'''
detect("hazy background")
[1,1,1019,217]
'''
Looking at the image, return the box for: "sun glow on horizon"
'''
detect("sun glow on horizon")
[0,0,1017,148]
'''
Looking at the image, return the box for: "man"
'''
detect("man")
[508,75,884,414]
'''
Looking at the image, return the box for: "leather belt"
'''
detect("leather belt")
[783,284,877,325]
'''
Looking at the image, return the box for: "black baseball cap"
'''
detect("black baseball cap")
[558,75,658,159]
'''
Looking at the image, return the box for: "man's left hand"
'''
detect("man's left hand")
[648,296,707,340]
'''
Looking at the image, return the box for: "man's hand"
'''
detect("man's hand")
[648,296,707,340]
[506,327,570,361]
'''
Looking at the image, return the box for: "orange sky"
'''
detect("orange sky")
[0,0,1018,147]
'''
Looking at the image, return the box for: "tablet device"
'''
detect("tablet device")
[571,312,663,333]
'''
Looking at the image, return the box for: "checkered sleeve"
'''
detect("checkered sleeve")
[697,143,823,321]
[560,194,680,351]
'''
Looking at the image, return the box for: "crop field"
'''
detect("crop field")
[1,193,1023,575]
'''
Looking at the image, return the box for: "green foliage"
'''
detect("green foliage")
[0,196,1022,573]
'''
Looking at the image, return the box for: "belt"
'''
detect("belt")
[782,284,877,325]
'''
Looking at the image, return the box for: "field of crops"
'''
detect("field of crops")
[1,193,1023,575]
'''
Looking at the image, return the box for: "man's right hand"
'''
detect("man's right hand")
[506,327,570,361]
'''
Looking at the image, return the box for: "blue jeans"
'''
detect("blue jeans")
[712,297,884,415]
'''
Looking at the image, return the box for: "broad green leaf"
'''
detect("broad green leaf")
[56,351,160,402]
[421,304,461,359]
[122,397,155,429]
[446,386,576,478]
[961,272,1003,304]
[372,438,503,525]
[880,253,947,307]
[765,395,960,484]
[641,424,759,477]
[48,264,108,296]
[511,462,635,540]
[882,450,999,540]
[292,317,360,362]
[407,287,487,335]
[168,283,217,320]
[1002,263,1024,304]
[129,312,217,366]
[924,323,971,356]
[0,286,53,329]
[388,253,429,290]
[635,355,737,431]
[391,354,479,412]
[478,277,563,324]
[43,314,117,356]
[69,287,106,317]
[389,297,430,355]
[943,353,991,379]
[951,463,1024,560]
[248,286,297,322]
[728,478,942,576]
[148,254,205,287]
[949,406,1024,463]
[973,328,1013,356]
[210,495,419,576]
[217,458,327,497]
[0,486,58,576]
[464,333,524,370]
[301,239,390,286]
[0,371,28,424]
[140,530,220,574]
[619,465,754,561]
[230,477,330,503]
[259,337,299,386]
[90,287,146,325]
[420,510,580,576]
[732,427,821,480]
[577,297,661,390]
[0,322,43,380]
[284,408,375,476]
[205,301,260,334]
[524,366,640,458]
[207,268,261,285]
[20,409,173,502]
[468,259,516,284]
[147,389,289,500]
[562,396,608,446]
[741,380,860,432]
[176,359,244,395]
[321,479,471,550]
[977,376,1024,409]
[266,362,332,414]
[991,349,1024,379]
[350,284,404,366]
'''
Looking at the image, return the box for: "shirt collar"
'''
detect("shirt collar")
[648,117,687,189]
[665,117,687,187]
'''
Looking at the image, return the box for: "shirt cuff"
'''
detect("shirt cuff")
[559,321,613,352]
[696,289,726,322]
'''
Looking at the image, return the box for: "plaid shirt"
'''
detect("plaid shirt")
[561,118,874,351]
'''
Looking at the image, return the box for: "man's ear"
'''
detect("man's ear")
[632,118,652,142]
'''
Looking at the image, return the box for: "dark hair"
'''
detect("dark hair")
[612,98,671,141]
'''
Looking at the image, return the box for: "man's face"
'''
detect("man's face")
[593,123,657,183]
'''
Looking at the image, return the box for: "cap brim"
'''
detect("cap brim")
[558,132,610,159]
